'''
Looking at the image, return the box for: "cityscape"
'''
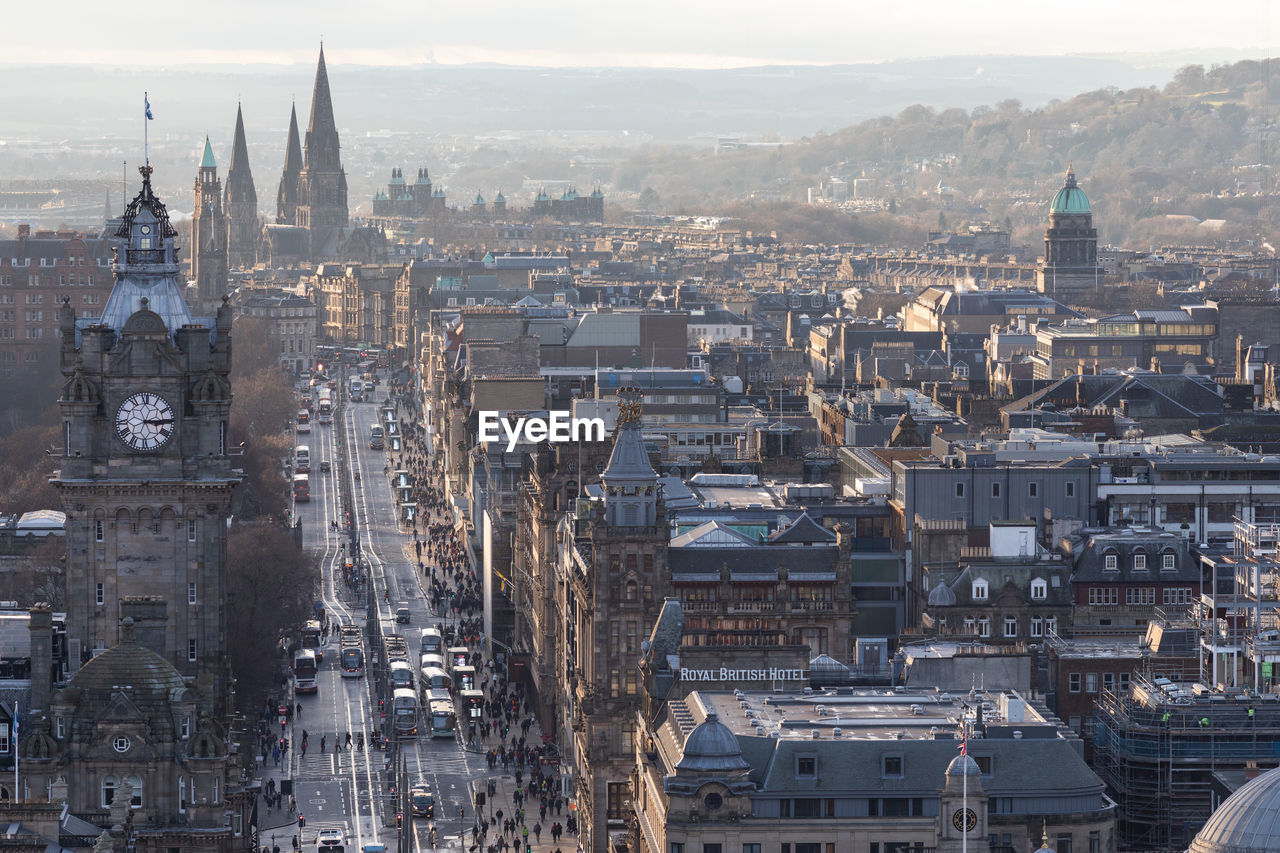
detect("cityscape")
[3,5,1280,853]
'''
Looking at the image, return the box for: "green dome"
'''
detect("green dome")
[1050,166,1090,215]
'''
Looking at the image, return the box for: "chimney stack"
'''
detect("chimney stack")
[28,603,53,713]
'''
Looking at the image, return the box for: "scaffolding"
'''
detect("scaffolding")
[1198,520,1280,689]
[1092,672,1280,850]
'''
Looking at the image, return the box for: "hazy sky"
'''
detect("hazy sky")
[8,0,1278,68]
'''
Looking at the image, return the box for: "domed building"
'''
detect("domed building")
[1188,765,1280,853]
[1036,165,1102,301]
[18,619,246,853]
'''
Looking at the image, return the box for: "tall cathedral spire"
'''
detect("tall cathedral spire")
[304,43,341,173]
[276,103,302,225]
[294,43,348,254]
[225,103,258,269]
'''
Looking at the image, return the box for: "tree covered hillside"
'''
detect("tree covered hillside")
[615,60,1279,248]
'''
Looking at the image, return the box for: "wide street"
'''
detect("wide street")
[271,381,491,853]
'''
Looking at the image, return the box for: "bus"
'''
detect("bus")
[301,619,323,663]
[369,424,384,450]
[293,649,318,694]
[340,645,364,678]
[295,445,311,473]
[349,379,364,402]
[293,473,310,502]
[392,687,418,737]
[428,697,456,738]
[420,653,445,673]
[389,660,415,692]
[454,664,476,692]
[420,666,452,693]
[317,388,333,424]
[419,627,443,656]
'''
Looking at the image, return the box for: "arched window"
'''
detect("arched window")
[1030,578,1047,601]
[625,580,638,602]
[101,775,118,808]
[126,774,142,808]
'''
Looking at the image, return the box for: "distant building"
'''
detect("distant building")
[191,138,228,305]
[223,104,259,271]
[1036,167,1103,299]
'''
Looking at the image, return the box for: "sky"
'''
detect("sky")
[5,0,1277,68]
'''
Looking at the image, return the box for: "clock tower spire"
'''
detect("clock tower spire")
[54,166,238,709]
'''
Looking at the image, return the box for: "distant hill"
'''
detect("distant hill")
[612,59,1280,247]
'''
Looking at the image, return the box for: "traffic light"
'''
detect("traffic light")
[395,814,402,829]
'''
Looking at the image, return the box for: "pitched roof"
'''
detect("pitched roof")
[767,511,836,544]
[200,137,216,170]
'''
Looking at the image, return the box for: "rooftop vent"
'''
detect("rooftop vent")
[812,729,821,739]
[833,727,843,738]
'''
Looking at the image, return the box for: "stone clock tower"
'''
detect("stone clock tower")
[938,753,989,853]
[53,166,238,707]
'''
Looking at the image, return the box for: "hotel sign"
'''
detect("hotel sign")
[680,667,806,682]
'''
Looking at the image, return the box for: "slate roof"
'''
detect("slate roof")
[767,512,836,545]
[1069,529,1199,583]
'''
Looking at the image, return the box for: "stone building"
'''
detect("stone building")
[191,139,228,306]
[1036,167,1102,300]
[631,679,1116,853]
[0,225,116,372]
[53,167,239,701]
[231,287,318,375]
[223,105,258,271]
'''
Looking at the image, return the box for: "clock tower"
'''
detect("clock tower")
[53,166,238,708]
[938,753,989,853]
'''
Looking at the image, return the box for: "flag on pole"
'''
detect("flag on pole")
[144,94,154,121]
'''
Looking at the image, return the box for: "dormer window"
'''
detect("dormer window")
[1030,578,1047,601]
[1104,550,1119,572]
[1162,551,1176,572]
[972,579,989,601]
[1133,551,1147,572]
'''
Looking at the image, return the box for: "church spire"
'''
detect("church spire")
[304,43,340,172]
[601,387,659,528]
[276,103,302,225]
[225,103,258,270]
[227,104,252,183]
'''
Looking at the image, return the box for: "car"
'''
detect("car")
[316,830,344,853]
[410,787,434,818]
[296,422,312,433]
[395,605,411,624]
[319,460,331,473]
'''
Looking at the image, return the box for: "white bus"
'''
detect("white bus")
[389,660,415,692]
[419,666,452,692]
[419,627,443,656]
[428,698,456,738]
[295,445,311,473]
[392,687,418,737]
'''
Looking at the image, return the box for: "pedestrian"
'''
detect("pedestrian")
[296,702,303,718]
[346,731,352,748]
[533,824,541,843]
[320,735,326,752]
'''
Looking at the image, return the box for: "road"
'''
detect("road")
[286,385,490,853]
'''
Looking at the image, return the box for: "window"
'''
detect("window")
[1119,672,1131,692]
[1089,587,1118,606]
[1162,552,1177,572]
[1046,616,1057,634]
[1088,831,1100,853]
[188,519,197,542]
[1164,587,1193,605]
[0,728,9,754]
[1103,673,1115,693]
[127,775,142,808]
[797,755,818,778]
[102,776,118,808]
[178,777,186,813]
[188,583,197,605]
[1104,552,1118,572]
[1126,587,1155,606]
[1069,673,1082,693]
[955,482,965,498]
[55,716,64,739]
[1031,578,1047,600]
[212,775,219,804]
[977,618,990,638]
[1086,673,1099,694]
[881,755,902,778]
[1066,481,1076,498]
[1056,834,1072,853]
[1133,552,1147,572]
[1004,616,1018,638]
[972,579,989,601]
[1031,616,1044,637]
[703,845,722,853]
[1028,482,1039,498]
[96,583,104,607]
[991,482,1001,498]
[670,845,684,853]
[188,639,198,662]
[743,846,761,853]
[95,519,104,542]
[972,755,992,775]
[181,714,191,739]
[113,735,131,753]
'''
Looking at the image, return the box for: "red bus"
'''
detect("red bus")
[293,473,310,502]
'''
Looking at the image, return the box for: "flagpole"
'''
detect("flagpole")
[13,701,18,804]
[144,92,149,167]
[961,705,968,853]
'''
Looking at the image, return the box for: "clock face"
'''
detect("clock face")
[952,807,977,833]
[115,392,175,451]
